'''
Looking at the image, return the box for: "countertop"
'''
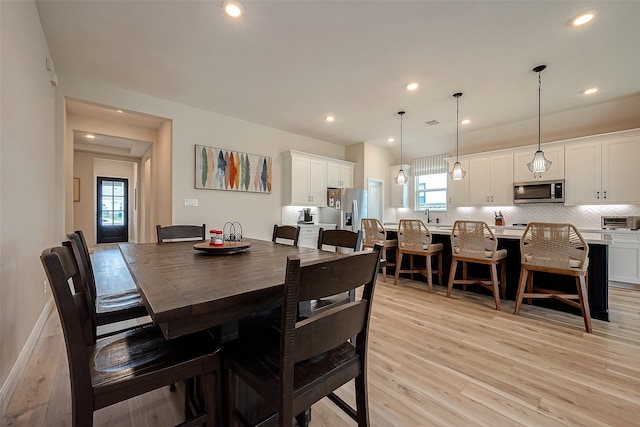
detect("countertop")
[284,223,338,228]
[383,223,617,245]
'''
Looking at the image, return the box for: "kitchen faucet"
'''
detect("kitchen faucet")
[424,208,432,223]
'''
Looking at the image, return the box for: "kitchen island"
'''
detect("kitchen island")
[384,225,610,321]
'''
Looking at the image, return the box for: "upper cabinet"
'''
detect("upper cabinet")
[468,154,513,206]
[565,135,640,204]
[283,151,328,206]
[447,160,470,207]
[327,160,354,188]
[513,145,564,182]
[389,164,411,208]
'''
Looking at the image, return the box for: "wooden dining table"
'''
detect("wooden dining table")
[118,238,345,339]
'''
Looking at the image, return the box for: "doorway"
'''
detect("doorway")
[367,179,384,221]
[97,176,128,243]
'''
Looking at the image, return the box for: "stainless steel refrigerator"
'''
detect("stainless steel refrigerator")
[321,188,367,232]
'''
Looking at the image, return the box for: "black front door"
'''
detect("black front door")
[97,177,128,244]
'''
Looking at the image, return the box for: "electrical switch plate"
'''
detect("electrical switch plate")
[184,198,199,207]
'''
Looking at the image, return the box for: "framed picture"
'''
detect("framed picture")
[73,178,80,202]
[195,145,272,193]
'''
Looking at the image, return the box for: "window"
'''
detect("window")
[415,172,447,210]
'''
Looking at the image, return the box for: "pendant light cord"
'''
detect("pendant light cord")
[400,112,403,165]
[538,70,542,151]
[456,95,460,161]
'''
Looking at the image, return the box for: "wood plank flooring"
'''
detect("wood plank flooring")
[2,245,640,426]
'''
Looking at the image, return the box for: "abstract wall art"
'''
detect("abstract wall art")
[195,145,272,193]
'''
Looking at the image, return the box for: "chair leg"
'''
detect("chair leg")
[447,259,458,298]
[437,252,443,286]
[490,263,500,311]
[409,255,414,280]
[426,255,433,293]
[394,251,403,285]
[514,267,528,315]
[381,247,387,282]
[354,371,370,427]
[526,272,533,305]
[577,275,592,333]
[462,261,468,292]
[202,371,218,427]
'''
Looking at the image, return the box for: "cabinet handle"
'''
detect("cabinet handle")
[449,197,452,204]
[596,191,600,199]
[487,196,490,202]
[604,191,607,199]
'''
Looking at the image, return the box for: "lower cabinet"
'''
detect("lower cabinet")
[297,224,337,248]
[608,233,640,284]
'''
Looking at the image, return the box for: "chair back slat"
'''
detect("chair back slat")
[317,228,362,252]
[67,232,99,333]
[398,219,432,250]
[272,224,300,246]
[156,224,206,242]
[297,250,378,302]
[294,301,367,363]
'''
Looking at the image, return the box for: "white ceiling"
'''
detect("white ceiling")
[37,1,640,159]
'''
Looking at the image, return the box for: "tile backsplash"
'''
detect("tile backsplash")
[393,204,640,230]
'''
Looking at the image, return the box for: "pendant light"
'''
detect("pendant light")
[527,64,552,173]
[449,92,466,180]
[394,111,407,185]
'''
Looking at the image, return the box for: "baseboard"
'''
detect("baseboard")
[0,298,54,419]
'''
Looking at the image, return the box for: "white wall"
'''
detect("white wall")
[56,74,348,242]
[0,0,57,416]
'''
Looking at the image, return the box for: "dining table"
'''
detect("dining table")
[118,237,346,339]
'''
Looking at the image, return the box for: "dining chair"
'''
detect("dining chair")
[224,244,382,427]
[156,224,206,242]
[514,222,592,332]
[272,224,301,246]
[67,231,148,336]
[40,243,222,427]
[394,219,443,292]
[447,220,507,310]
[361,218,397,282]
[317,228,362,252]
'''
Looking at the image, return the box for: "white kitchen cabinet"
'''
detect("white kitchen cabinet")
[297,224,337,248]
[390,164,411,208]
[283,151,327,206]
[607,232,640,284]
[447,160,470,207]
[565,135,640,204]
[327,160,354,188]
[468,154,513,206]
[513,145,564,182]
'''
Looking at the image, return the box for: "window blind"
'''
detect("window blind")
[412,153,450,175]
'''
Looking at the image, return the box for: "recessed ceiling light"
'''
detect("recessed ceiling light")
[224,0,243,18]
[571,11,595,26]
[387,138,395,143]
[86,134,95,139]
[405,82,419,91]
[325,115,335,123]
[583,87,599,95]
[116,110,123,113]
[461,119,470,125]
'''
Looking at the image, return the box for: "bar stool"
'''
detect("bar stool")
[514,222,591,332]
[361,218,397,281]
[394,219,443,292]
[447,220,507,310]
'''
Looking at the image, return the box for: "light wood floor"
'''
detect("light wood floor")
[3,246,640,426]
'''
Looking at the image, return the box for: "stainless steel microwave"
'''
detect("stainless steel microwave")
[513,180,564,204]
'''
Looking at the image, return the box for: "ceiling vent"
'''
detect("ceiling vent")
[425,120,440,126]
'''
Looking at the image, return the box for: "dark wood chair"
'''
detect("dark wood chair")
[272,224,300,246]
[156,224,206,242]
[317,228,363,252]
[68,231,148,334]
[514,222,591,332]
[224,245,382,427]
[394,219,443,292]
[40,243,222,427]
[446,220,507,310]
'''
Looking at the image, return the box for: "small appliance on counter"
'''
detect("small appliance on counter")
[601,216,640,230]
[298,208,314,224]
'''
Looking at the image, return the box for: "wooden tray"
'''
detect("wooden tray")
[193,241,252,255]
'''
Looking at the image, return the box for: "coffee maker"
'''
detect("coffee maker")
[298,208,314,223]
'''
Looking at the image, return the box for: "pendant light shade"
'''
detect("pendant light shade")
[449,92,466,180]
[395,111,407,185]
[527,64,552,173]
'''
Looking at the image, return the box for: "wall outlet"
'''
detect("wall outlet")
[184,198,199,207]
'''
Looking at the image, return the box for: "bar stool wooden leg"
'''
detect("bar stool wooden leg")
[394,250,403,286]
[577,275,592,333]
[426,254,433,293]
[514,266,529,315]
[447,259,458,298]
[500,260,507,299]
[490,263,501,311]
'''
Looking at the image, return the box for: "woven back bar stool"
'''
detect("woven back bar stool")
[394,219,443,292]
[447,220,507,310]
[514,222,591,332]
[361,218,397,281]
